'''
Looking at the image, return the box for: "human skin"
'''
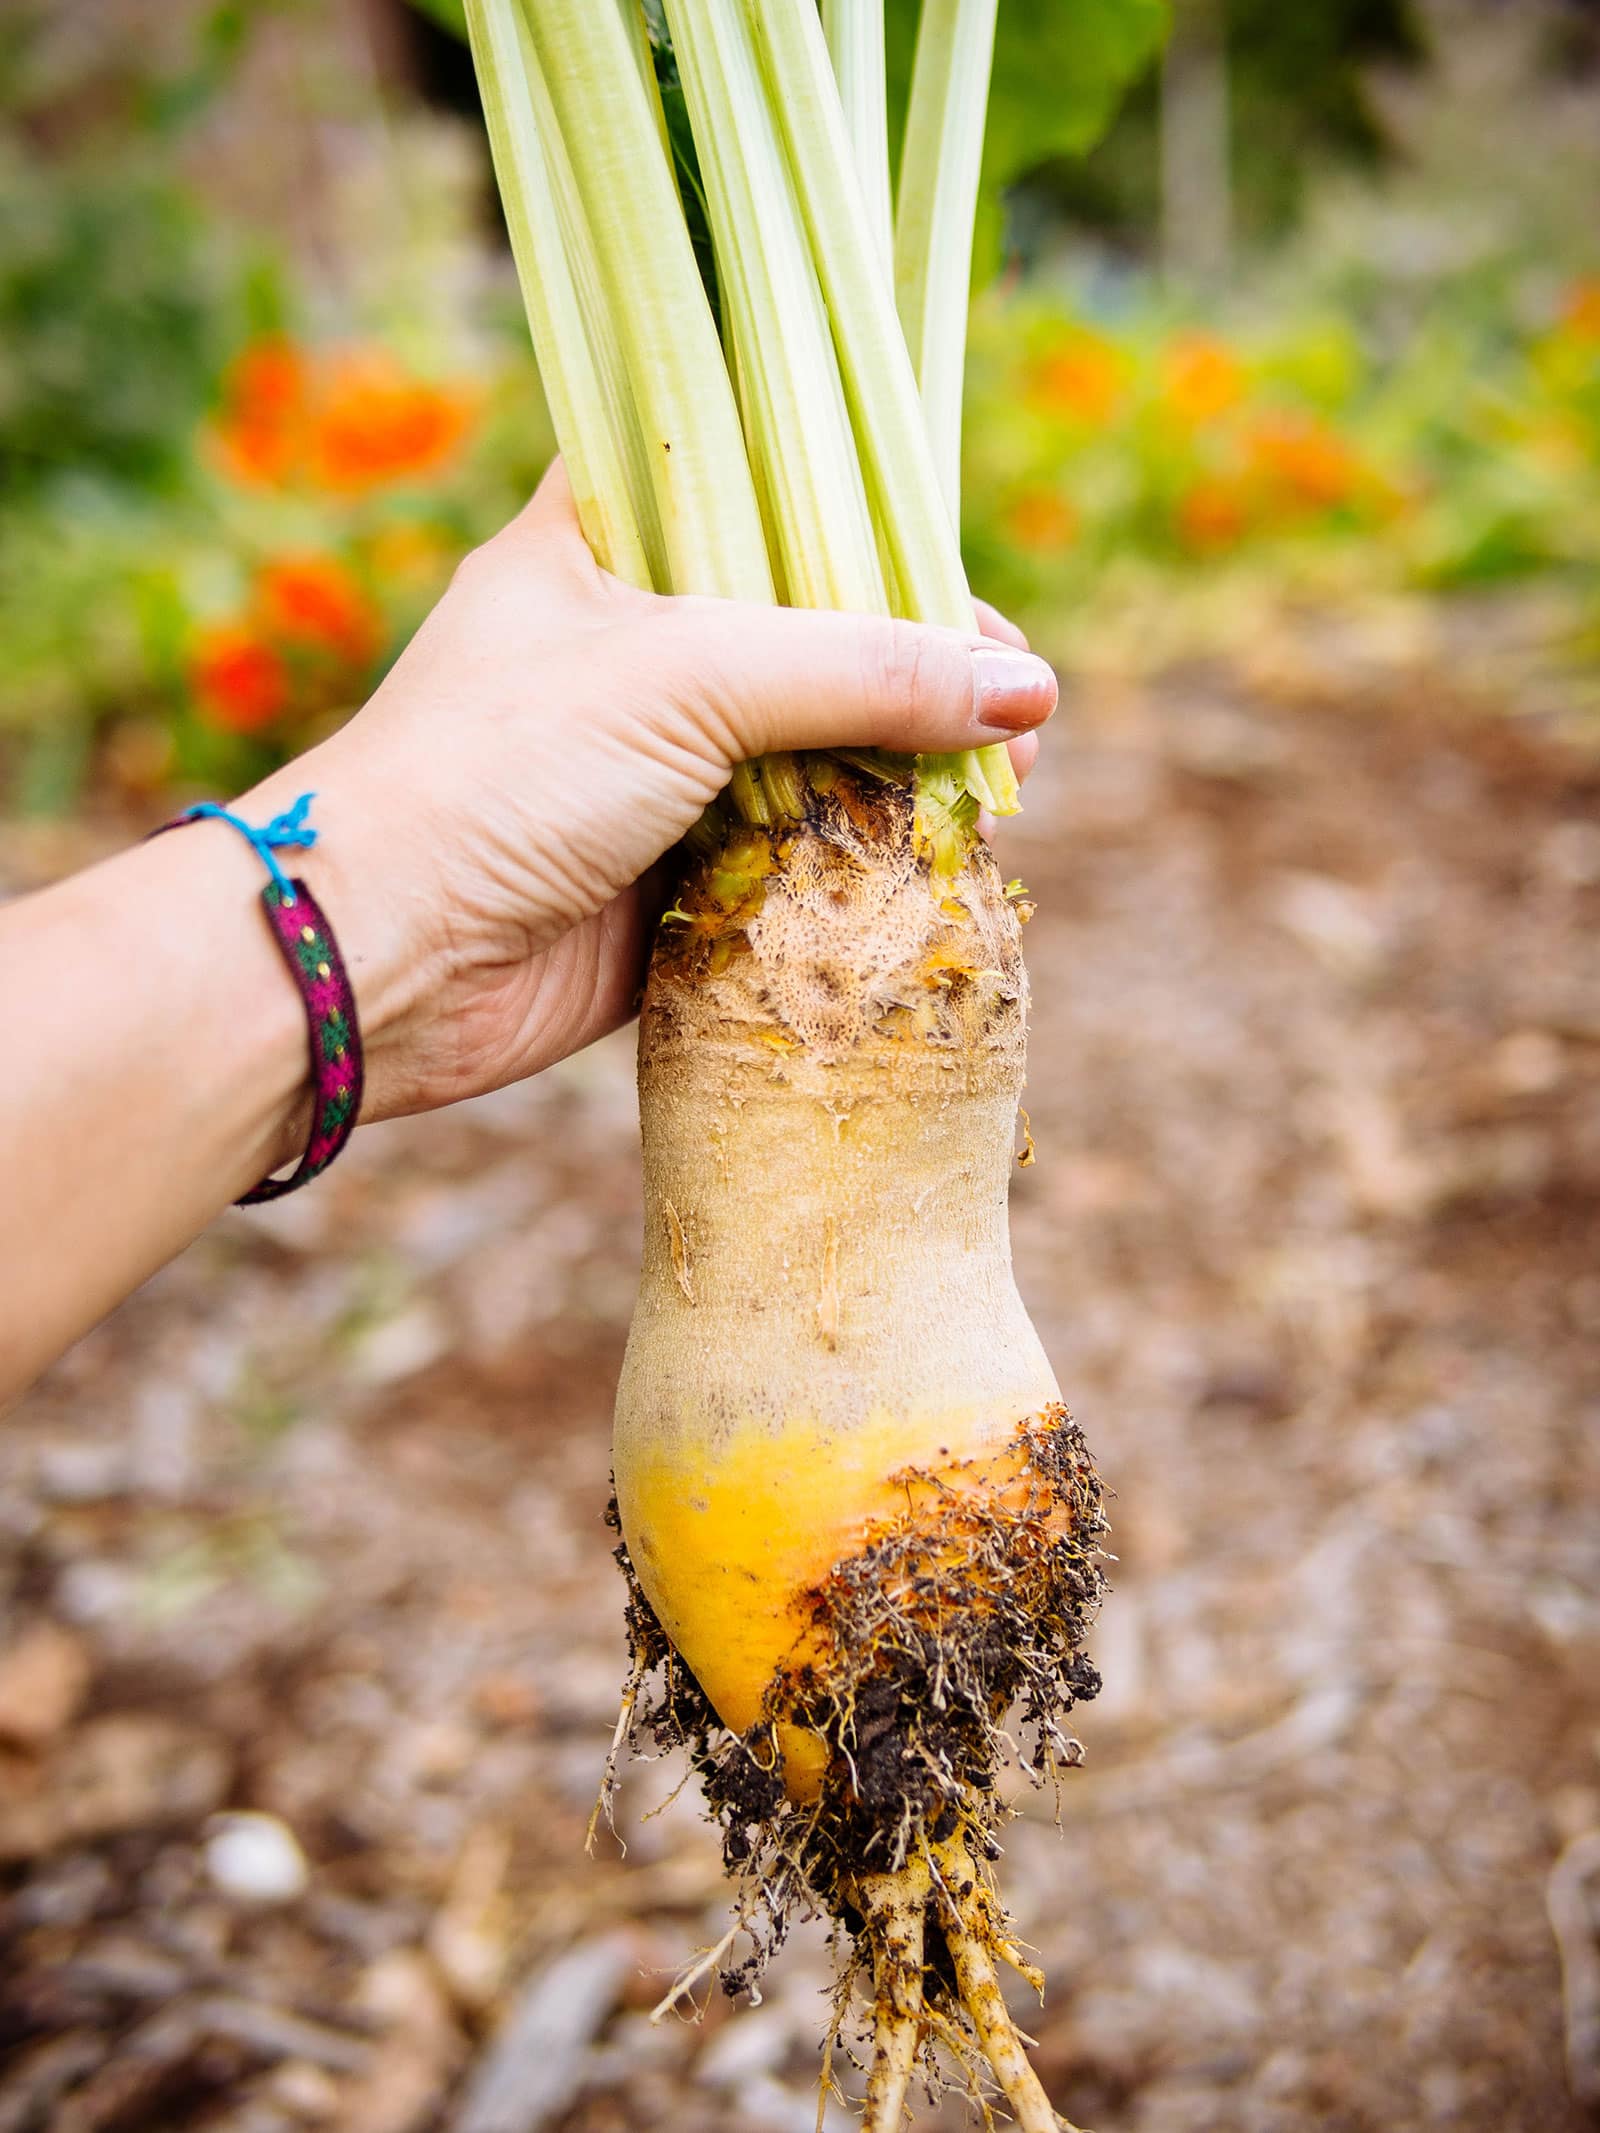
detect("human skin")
[0,462,1054,1407]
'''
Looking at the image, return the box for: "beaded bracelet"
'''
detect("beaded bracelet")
[152,795,363,1204]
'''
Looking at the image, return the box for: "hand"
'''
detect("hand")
[0,464,1056,1400]
[241,460,1058,1123]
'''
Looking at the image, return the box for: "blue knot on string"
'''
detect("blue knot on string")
[181,793,318,903]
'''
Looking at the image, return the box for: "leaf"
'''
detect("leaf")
[887,0,1170,277]
[405,0,468,37]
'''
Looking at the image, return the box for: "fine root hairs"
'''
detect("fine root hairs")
[585,1683,637,1856]
[649,1918,748,2024]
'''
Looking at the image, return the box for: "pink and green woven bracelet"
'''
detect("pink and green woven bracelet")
[153,795,363,1204]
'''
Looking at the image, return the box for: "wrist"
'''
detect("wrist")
[75,827,315,1201]
[233,746,444,1122]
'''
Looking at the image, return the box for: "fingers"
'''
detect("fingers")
[972,598,1030,652]
[1007,729,1041,785]
[663,597,1058,764]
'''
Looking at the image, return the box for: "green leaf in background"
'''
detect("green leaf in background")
[886,0,1170,279]
[407,0,469,37]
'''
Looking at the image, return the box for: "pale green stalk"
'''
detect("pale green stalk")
[662,0,886,615]
[520,42,670,586]
[464,0,656,588]
[893,0,998,524]
[740,0,1018,828]
[822,0,892,274]
[821,0,898,605]
[616,0,671,161]
[519,0,772,603]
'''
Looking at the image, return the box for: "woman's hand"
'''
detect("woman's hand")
[0,461,1055,1403]
[241,460,1057,1123]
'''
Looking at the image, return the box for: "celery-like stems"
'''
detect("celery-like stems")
[520,0,772,603]
[523,39,671,589]
[894,0,999,523]
[822,0,892,275]
[464,0,657,589]
[663,0,886,616]
[740,0,1018,834]
[617,0,672,164]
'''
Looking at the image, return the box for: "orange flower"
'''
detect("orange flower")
[1028,331,1126,427]
[256,554,383,665]
[1005,486,1079,553]
[310,351,474,494]
[1162,333,1246,425]
[1245,412,1364,513]
[1175,475,1251,553]
[214,336,311,486]
[189,624,292,734]
[209,338,476,494]
[230,335,307,417]
[1560,276,1600,342]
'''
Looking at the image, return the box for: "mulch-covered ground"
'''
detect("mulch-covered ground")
[4,613,1599,2133]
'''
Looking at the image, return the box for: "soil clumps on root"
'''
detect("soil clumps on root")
[602,1405,1107,2127]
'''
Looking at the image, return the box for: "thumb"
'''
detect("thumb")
[654,596,1058,762]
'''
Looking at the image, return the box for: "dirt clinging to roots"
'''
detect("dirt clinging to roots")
[605,1406,1107,1994]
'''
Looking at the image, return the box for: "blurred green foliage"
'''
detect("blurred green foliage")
[0,0,551,813]
[883,0,1170,276]
[0,5,278,805]
[956,2,1600,670]
[0,149,254,497]
[1042,0,1424,249]
[962,275,1600,663]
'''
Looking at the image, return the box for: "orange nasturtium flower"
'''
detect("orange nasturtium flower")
[310,350,475,494]
[1175,474,1251,554]
[1004,486,1079,553]
[214,336,311,486]
[256,554,383,666]
[1161,333,1247,425]
[1027,330,1127,427]
[189,624,293,735]
[211,337,476,494]
[1559,276,1600,342]
[1245,412,1365,513]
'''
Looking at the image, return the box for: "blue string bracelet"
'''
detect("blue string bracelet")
[150,795,364,1204]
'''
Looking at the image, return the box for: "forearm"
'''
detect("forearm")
[0,827,305,1398]
[0,751,415,1405]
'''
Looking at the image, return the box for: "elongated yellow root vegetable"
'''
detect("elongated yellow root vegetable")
[608,769,1105,2125]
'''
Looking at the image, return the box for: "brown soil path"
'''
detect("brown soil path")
[3,657,1598,2132]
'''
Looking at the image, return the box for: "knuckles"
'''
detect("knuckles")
[443,537,529,618]
[870,618,955,751]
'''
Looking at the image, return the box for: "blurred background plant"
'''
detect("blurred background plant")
[0,0,550,814]
[962,0,1600,678]
[0,0,1596,819]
